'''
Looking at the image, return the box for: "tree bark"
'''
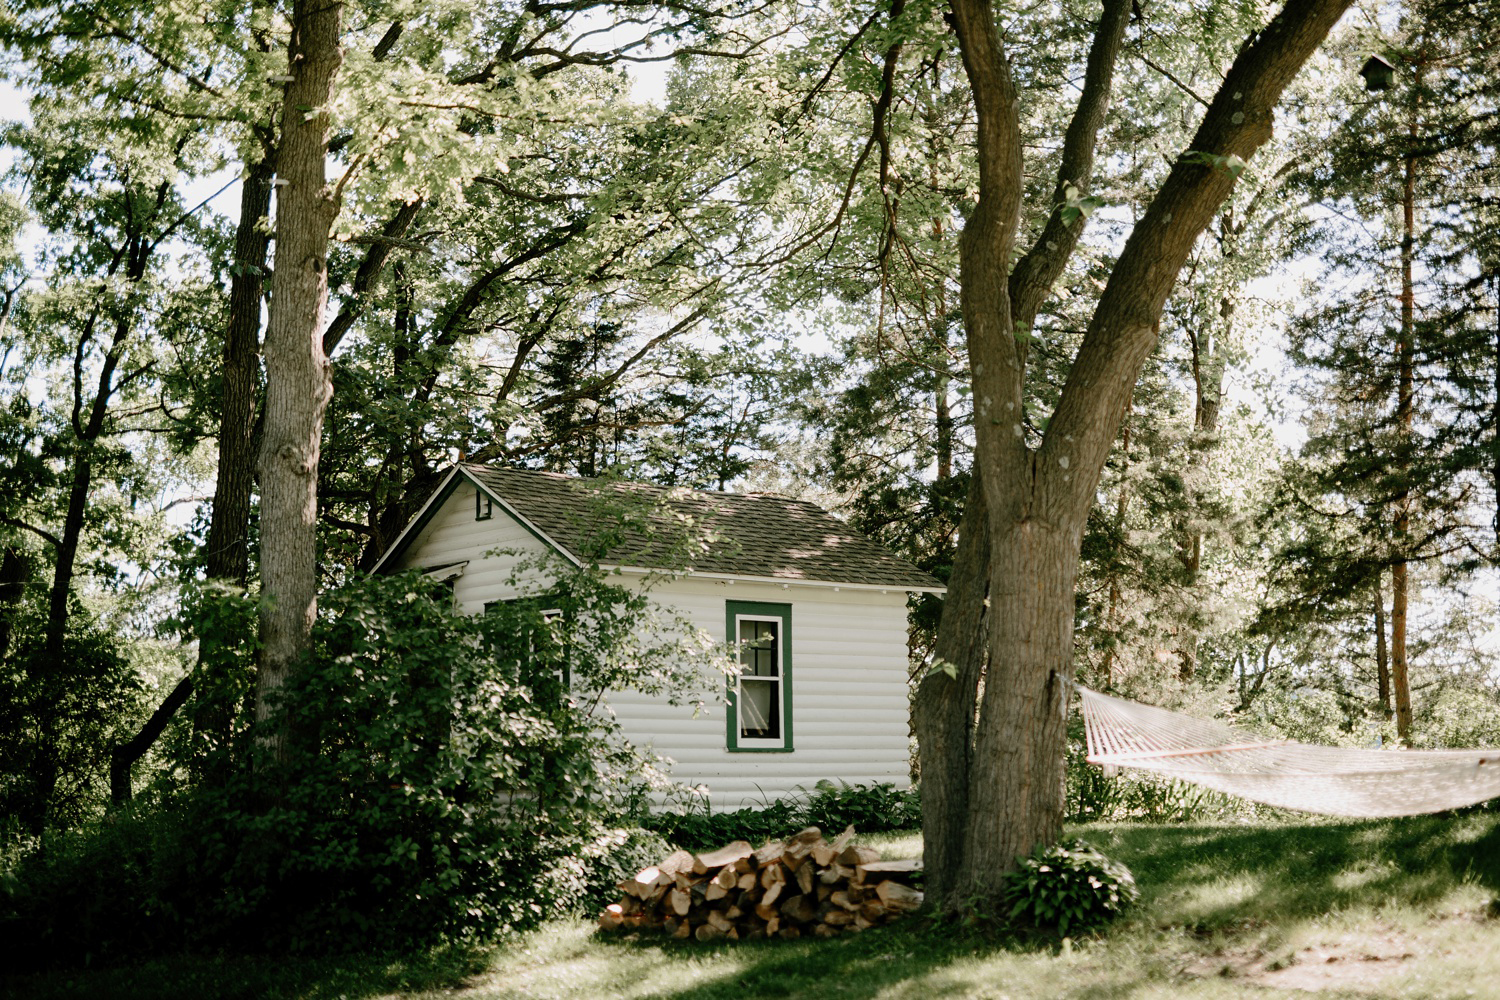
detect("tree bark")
[1374,572,1391,719]
[912,476,988,910]
[941,0,1353,905]
[915,0,1128,915]
[1390,72,1419,745]
[256,0,343,763]
[206,157,274,587]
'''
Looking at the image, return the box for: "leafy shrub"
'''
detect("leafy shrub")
[803,779,922,832]
[1001,839,1139,936]
[572,827,676,914]
[2,567,721,967]
[0,608,146,832]
[646,780,920,850]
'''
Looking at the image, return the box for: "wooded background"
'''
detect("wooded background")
[0,0,1496,935]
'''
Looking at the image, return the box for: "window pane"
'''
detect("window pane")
[740,677,780,739]
[738,619,778,677]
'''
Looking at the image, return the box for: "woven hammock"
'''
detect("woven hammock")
[1079,685,1500,817]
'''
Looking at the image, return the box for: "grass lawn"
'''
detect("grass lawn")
[10,816,1500,999]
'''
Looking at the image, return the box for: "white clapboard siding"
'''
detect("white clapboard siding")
[391,482,916,810]
[390,480,555,612]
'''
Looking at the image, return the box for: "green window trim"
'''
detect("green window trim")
[725,600,793,753]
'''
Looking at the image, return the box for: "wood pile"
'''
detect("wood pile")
[599,826,922,941]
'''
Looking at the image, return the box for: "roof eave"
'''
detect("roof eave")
[602,563,946,595]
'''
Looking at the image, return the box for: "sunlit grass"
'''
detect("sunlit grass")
[11,814,1500,999]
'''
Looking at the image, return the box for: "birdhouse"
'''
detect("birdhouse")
[1360,54,1395,92]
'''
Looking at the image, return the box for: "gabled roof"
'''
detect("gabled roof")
[377,464,945,593]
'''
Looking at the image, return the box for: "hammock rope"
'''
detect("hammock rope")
[1078,685,1500,817]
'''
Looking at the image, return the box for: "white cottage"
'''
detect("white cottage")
[373,464,944,807]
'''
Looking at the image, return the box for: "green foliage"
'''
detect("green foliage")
[1,567,718,967]
[646,780,920,850]
[0,607,144,830]
[1001,839,1139,936]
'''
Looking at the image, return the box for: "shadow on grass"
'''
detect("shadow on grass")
[581,813,1500,1000]
[0,944,491,1000]
[1093,811,1500,930]
[584,919,1158,1000]
[11,815,1500,1000]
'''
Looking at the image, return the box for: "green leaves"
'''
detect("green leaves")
[1000,838,1140,935]
[1057,183,1107,226]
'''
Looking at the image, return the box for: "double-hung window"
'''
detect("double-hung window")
[726,601,792,752]
[485,593,570,704]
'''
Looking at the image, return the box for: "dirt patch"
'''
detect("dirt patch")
[1182,930,1418,993]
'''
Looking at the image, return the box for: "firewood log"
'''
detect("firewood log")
[659,849,695,875]
[695,923,724,942]
[781,827,822,871]
[795,862,814,896]
[875,880,923,911]
[837,845,882,867]
[693,840,754,874]
[855,859,923,883]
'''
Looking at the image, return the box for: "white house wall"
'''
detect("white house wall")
[391,478,915,810]
[610,576,913,810]
[389,479,555,612]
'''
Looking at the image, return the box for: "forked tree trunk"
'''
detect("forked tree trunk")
[255,0,343,763]
[927,0,1353,908]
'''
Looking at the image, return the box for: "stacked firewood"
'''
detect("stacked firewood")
[599,826,923,941]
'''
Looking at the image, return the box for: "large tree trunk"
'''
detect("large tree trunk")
[935,0,1353,906]
[912,476,988,910]
[914,0,1128,915]
[255,0,343,763]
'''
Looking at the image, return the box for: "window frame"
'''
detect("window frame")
[485,591,572,699]
[725,600,793,753]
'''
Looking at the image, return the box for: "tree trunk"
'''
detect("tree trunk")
[255,0,343,763]
[112,156,276,801]
[1390,77,1419,746]
[961,515,1078,892]
[33,312,133,830]
[207,157,274,587]
[936,0,1353,906]
[911,476,988,911]
[1374,572,1390,719]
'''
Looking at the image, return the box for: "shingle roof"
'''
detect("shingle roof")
[462,464,943,591]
